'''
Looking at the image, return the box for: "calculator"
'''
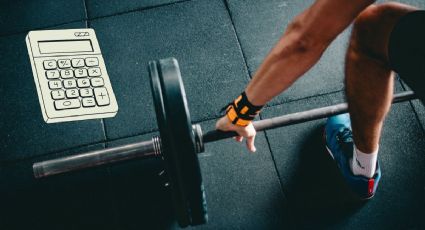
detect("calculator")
[26,29,118,123]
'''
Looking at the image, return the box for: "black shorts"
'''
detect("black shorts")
[388,10,425,103]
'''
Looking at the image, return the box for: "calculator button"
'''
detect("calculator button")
[77,78,90,88]
[90,77,104,87]
[43,60,57,70]
[60,69,74,78]
[57,59,71,69]
[75,68,88,78]
[82,98,96,107]
[71,58,85,68]
[85,57,99,67]
[48,80,62,89]
[88,67,101,77]
[94,88,110,106]
[80,88,93,97]
[51,90,65,100]
[66,89,79,98]
[45,70,60,79]
[54,99,81,110]
[63,79,77,89]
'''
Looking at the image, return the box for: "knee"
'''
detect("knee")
[350,3,416,61]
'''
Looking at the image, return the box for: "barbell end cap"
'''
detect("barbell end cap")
[33,163,45,179]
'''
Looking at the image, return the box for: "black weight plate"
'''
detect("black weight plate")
[158,58,208,226]
[149,60,191,227]
[149,58,208,227]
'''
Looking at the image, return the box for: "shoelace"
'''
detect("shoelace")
[336,127,354,158]
[336,127,354,144]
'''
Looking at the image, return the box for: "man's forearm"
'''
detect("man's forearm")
[245,22,329,106]
[244,0,374,106]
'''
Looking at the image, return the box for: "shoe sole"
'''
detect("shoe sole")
[322,127,374,201]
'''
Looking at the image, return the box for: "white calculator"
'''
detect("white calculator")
[26,29,118,123]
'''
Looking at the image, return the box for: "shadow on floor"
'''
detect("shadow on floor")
[105,158,176,230]
[0,157,177,230]
[285,125,367,229]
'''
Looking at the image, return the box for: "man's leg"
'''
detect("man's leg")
[345,3,418,177]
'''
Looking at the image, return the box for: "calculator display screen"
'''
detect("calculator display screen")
[38,40,93,54]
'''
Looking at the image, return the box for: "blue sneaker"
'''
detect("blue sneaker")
[324,113,381,200]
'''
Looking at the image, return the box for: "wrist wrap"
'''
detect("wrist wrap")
[224,92,264,126]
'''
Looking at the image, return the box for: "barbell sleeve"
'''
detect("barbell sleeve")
[202,91,416,143]
[33,137,162,178]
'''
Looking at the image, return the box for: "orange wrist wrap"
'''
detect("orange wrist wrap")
[224,92,264,127]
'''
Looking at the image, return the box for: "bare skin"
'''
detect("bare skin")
[216,0,418,153]
[345,3,417,153]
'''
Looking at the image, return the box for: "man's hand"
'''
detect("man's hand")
[215,116,257,152]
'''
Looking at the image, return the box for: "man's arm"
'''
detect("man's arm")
[246,0,375,105]
[216,0,375,152]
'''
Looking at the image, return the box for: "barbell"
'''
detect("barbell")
[32,57,417,227]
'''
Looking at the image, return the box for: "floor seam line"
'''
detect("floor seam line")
[0,128,162,167]
[408,100,425,134]
[82,0,89,23]
[397,77,425,134]
[265,89,345,108]
[0,0,191,38]
[101,118,108,142]
[105,130,158,143]
[192,90,345,123]
[86,0,192,21]
[0,139,108,167]
[259,113,296,229]
[223,0,253,82]
[0,19,87,37]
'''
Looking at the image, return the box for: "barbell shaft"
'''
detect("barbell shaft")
[203,90,416,142]
[33,91,415,178]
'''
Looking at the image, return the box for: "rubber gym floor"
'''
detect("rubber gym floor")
[0,0,424,229]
